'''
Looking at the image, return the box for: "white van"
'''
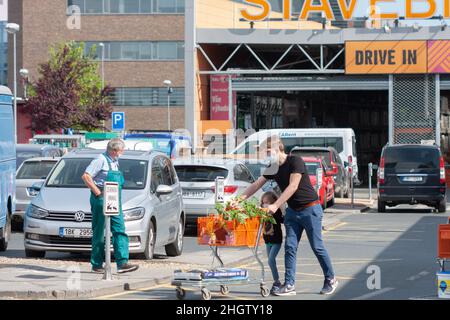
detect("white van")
[230,128,359,179]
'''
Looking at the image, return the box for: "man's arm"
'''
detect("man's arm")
[269,173,302,212]
[241,176,268,201]
[82,173,102,197]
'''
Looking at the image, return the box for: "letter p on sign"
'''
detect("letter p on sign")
[112,112,125,131]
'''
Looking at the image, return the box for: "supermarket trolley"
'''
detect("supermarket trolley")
[171,221,270,300]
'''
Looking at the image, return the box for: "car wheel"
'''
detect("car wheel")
[322,194,327,210]
[328,194,335,207]
[0,213,11,252]
[25,249,45,258]
[165,217,184,257]
[438,199,447,213]
[11,218,23,232]
[143,220,156,260]
[378,200,386,213]
[337,187,344,199]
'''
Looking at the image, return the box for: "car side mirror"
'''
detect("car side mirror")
[31,181,44,191]
[331,163,339,175]
[156,185,173,196]
[29,181,44,196]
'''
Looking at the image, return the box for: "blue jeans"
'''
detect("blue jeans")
[284,205,335,286]
[266,243,282,283]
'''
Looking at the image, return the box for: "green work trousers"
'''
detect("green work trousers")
[90,192,129,269]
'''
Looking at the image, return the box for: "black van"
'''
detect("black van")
[377,144,447,213]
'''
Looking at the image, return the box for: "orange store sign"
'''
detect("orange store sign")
[428,41,450,73]
[240,0,450,21]
[345,41,428,74]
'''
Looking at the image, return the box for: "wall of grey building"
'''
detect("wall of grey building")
[9,0,186,132]
[0,21,7,86]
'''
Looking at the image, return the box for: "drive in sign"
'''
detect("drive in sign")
[345,41,427,74]
[103,182,120,216]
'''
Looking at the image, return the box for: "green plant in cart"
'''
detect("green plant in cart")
[215,197,276,225]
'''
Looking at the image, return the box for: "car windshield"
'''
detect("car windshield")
[46,158,148,189]
[292,151,331,167]
[16,161,57,180]
[282,137,344,154]
[175,166,229,182]
[305,162,320,175]
[235,137,344,155]
[126,137,172,156]
[245,163,268,179]
[384,147,440,170]
[16,151,41,168]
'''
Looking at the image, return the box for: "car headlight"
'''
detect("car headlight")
[26,205,49,219]
[123,207,145,221]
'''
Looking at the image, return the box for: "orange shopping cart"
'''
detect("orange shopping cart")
[171,214,268,301]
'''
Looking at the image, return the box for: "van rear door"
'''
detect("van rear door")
[383,146,441,196]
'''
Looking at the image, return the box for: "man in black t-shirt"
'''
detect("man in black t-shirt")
[240,135,338,296]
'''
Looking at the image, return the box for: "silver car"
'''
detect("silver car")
[13,157,59,230]
[173,158,264,227]
[24,149,185,260]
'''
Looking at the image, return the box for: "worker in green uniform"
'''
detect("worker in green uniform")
[82,138,139,274]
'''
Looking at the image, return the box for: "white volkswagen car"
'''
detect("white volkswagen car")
[24,149,185,260]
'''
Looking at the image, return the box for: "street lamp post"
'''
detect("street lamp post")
[164,80,173,131]
[19,68,29,100]
[6,23,20,144]
[99,43,105,90]
[99,43,105,132]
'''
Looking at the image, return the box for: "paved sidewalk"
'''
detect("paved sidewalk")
[0,209,362,300]
[325,198,375,214]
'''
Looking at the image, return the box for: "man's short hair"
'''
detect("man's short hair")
[259,135,285,153]
[107,138,126,153]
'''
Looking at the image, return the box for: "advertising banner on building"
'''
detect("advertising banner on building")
[345,41,427,74]
[210,74,237,121]
[428,40,450,73]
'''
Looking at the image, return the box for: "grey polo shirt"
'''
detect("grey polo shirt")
[85,154,119,188]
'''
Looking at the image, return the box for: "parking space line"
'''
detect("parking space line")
[95,283,171,299]
[296,272,355,280]
[323,222,347,234]
[351,287,395,300]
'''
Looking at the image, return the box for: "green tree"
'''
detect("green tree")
[25,41,113,132]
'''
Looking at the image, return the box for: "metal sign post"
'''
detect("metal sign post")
[316,168,323,196]
[103,181,120,281]
[368,163,373,201]
[348,156,354,209]
[213,177,225,264]
[215,177,225,204]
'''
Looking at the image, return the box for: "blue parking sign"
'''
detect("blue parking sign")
[112,112,125,131]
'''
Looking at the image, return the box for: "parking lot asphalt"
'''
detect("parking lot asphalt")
[2,194,448,300]
[0,203,356,299]
[96,207,450,300]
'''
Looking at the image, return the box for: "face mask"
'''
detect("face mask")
[265,151,279,166]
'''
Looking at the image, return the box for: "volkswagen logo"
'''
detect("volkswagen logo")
[74,211,85,222]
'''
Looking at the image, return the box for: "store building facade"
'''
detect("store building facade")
[185,0,450,182]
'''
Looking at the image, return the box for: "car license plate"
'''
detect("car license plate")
[183,191,206,199]
[59,228,93,238]
[402,176,423,182]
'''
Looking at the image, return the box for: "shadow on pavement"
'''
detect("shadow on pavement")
[331,215,448,300]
